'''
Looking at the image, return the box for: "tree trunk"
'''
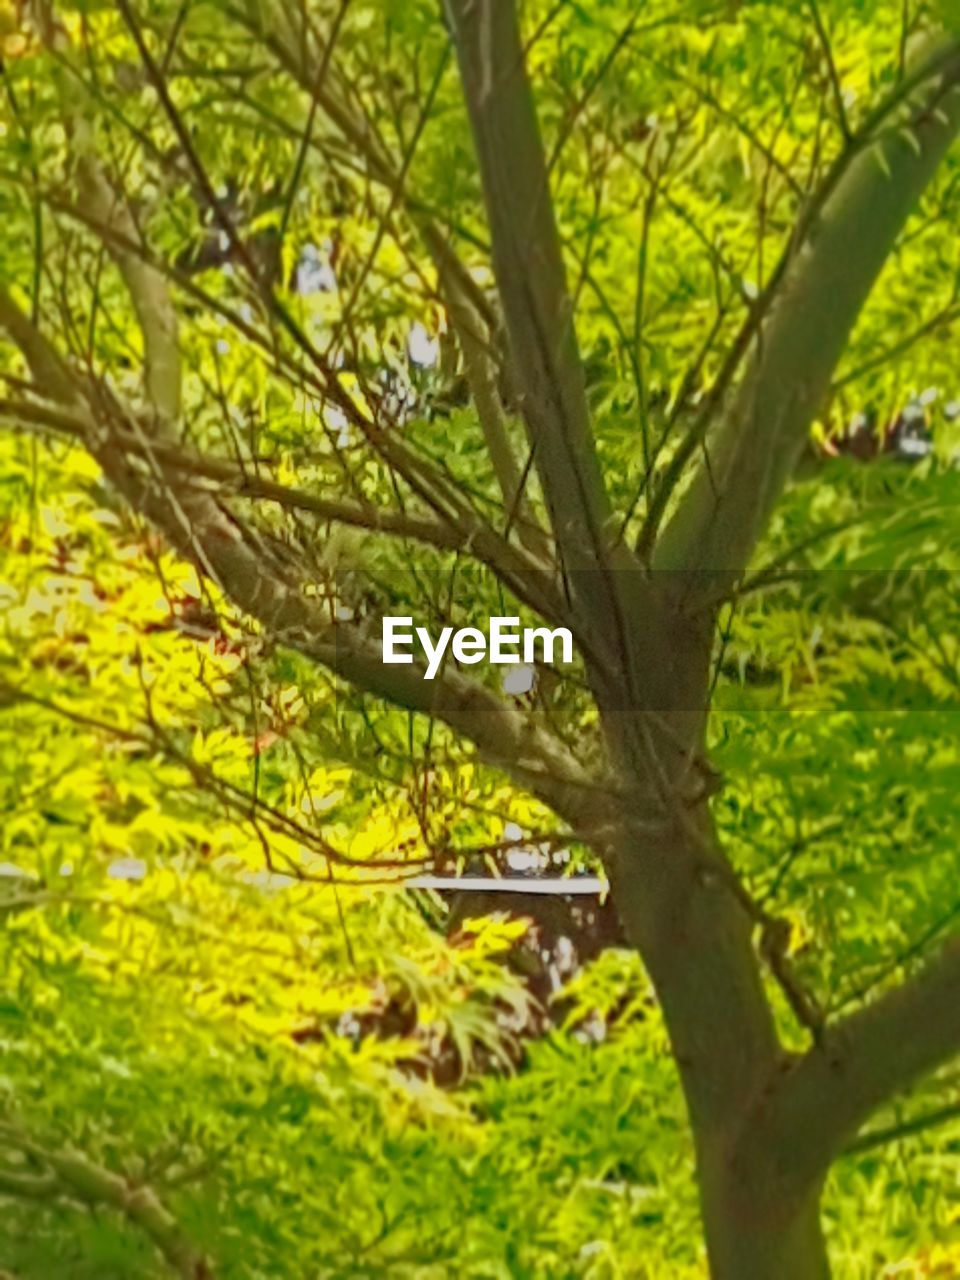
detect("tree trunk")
[607,806,835,1277]
[580,572,848,1277]
[602,810,819,1272]
[699,1168,830,1280]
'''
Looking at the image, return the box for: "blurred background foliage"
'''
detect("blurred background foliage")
[5,378,960,1278]
[3,0,960,1275]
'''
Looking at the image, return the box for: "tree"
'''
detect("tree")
[3,0,960,1274]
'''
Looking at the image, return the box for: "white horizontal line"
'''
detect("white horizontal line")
[405,876,607,896]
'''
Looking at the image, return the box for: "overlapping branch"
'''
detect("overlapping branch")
[0,395,481,553]
[653,36,960,579]
[3,0,588,814]
[234,0,547,544]
[444,1,629,610]
[24,186,563,616]
[0,288,595,825]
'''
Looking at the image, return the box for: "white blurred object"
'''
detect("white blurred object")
[406,875,606,896]
[407,323,439,368]
[506,849,546,872]
[296,242,337,295]
[107,857,147,882]
[326,405,351,450]
[502,664,535,696]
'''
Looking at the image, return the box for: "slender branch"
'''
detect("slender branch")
[439,266,551,561]
[844,1098,960,1156]
[832,296,960,389]
[0,395,476,553]
[807,0,851,142]
[235,0,498,330]
[270,3,553,562]
[0,293,594,824]
[0,289,79,405]
[42,188,507,526]
[32,0,181,422]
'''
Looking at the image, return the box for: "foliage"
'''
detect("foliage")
[3,0,960,1277]
[2,412,960,1278]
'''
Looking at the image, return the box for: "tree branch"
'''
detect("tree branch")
[39,184,563,604]
[0,290,79,406]
[0,1127,212,1279]
[843,1097,960,1157]
[0,395,482,554]
[444,0,622,597]
[654,36,960,581]
[438,265,551,561]
[240,1,546,549]
[235,0,497,319]
[0,292,596,826]
[32,0,182,423]
[764,934,960,1187]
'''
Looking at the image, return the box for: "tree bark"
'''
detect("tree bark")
[596,579,833,1277]
[610,804,833,1278]
[699,1174,830,1280]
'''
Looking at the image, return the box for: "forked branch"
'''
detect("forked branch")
[765,934,960,1188]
